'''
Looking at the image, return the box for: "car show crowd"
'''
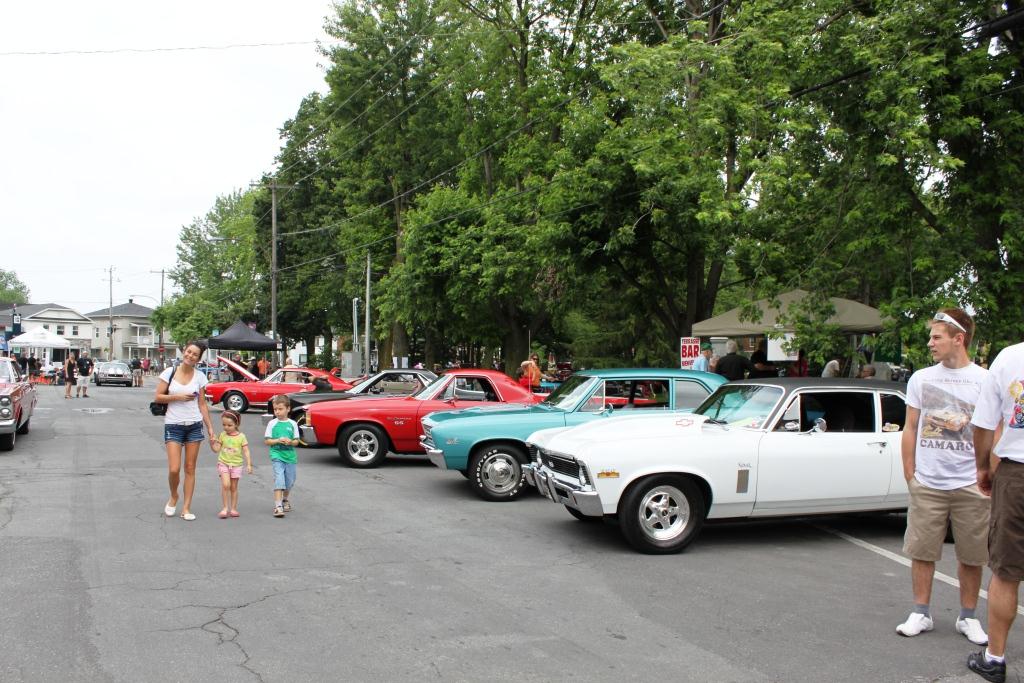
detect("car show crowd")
[4,305,1024,682]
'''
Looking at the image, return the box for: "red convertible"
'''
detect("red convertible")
[203,355,352,412]
[300,368,540,468]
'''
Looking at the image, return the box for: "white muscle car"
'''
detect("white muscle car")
[524,378,911,553]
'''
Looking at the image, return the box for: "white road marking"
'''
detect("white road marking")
[816,524,1024,616]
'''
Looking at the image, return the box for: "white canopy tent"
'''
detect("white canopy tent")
[692,289,885,336]
[9,327,71,365]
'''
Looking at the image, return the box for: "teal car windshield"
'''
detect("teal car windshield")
[694,384,784,428]
[541,374,599,411]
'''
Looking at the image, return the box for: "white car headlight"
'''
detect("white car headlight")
[0,396,10,406]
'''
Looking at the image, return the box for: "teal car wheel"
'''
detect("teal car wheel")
[469,444,527,502]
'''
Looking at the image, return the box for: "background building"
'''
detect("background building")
[0,303,92,362]
[84,300,166,362]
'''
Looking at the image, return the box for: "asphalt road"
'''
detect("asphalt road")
[1,382,1020,682]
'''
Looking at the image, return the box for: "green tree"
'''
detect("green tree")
[160,191,265,345]
[0,269,30,304]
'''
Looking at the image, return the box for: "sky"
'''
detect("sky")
[0,1,337,314]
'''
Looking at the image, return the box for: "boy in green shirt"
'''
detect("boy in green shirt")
[264,395,300,518]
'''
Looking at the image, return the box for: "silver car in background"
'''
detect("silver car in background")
[95,361,132,387]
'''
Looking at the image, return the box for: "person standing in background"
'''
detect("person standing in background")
[715,340,753,381]
[76,353,93,398]
[692,343,713,373]
[63,352,77,399]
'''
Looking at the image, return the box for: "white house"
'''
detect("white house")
[84,300,167,362]
[0,303,93,362]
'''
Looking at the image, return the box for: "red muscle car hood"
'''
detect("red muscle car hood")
[217,355,258,381]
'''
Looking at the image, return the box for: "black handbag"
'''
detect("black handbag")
[149,365,174,416]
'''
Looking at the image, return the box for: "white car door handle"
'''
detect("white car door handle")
[866,440,887,447]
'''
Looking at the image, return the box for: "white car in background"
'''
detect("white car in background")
[525,379,911,554]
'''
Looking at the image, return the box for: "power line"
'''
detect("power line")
[271,32,423,183]
[0,18,678,59]
[278,86,582,239]
[0,40,337,57]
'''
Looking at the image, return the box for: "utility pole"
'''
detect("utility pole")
[364,251,371,374]
[150,268,165,363]
[107,265,114,361]
[271,184,279,368]
[262,180,297,368]
[352,297,360,376]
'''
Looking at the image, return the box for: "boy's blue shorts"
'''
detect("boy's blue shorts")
[272,460,296,491]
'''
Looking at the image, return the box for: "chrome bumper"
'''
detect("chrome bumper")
[524,464,604,517]
[426,448,447,470]
[298,425,319,446]
[0,419,15,435]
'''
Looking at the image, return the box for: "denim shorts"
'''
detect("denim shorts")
[164,422,205,444]
[272,459,296,491]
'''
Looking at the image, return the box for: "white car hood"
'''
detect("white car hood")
[534,412,713,456]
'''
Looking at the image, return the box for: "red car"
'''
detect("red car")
[0,357,36,451]
[203,355,352,412]
[300,368,540,468]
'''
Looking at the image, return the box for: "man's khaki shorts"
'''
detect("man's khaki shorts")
[989,459,1024,581]
[903,477,990,565]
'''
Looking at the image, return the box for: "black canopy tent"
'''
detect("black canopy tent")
[205,321,280,351]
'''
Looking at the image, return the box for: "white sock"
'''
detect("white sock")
[985,648,1005,664]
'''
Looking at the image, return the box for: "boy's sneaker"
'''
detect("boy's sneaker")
[273,506,285,518]
[282,500,292,512]
[967,651,1006,683]
[956,617,989,645]
[896,612,934,637]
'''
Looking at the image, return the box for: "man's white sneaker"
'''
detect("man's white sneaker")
[896,612,934,637]
[955,617,989,645]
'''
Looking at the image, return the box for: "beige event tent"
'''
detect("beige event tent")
[692,289,885,336]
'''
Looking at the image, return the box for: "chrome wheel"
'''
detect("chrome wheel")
[345,428,381,464]
[224,392,248,412]
[469,444,528,501]
[637,485,690,542]
[479,451,520,495]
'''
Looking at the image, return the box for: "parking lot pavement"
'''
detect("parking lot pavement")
[0,384,1019,682]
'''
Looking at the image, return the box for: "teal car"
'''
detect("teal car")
[420,368,725,501]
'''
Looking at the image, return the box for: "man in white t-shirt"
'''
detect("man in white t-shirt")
[897,308,990,647]
[965,341,1024,682]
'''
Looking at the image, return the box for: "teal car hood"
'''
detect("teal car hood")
[426,403,558,424]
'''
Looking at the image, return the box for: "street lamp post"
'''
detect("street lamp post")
[352,297,361,375]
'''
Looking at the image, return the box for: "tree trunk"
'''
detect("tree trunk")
[390,176,410,361]
[424,329,439,370]
[501,326,530,381]
[321,331,333,368]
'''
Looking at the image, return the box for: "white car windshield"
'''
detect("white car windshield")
[412,374,450,400]
[541,374,598,410]
[695,384,784,428]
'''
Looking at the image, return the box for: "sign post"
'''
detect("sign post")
[679,337,700,369]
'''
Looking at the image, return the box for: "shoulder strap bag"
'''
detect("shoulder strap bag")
[149,365,174,416]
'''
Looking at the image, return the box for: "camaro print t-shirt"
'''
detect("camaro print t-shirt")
[907,362,988,490]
